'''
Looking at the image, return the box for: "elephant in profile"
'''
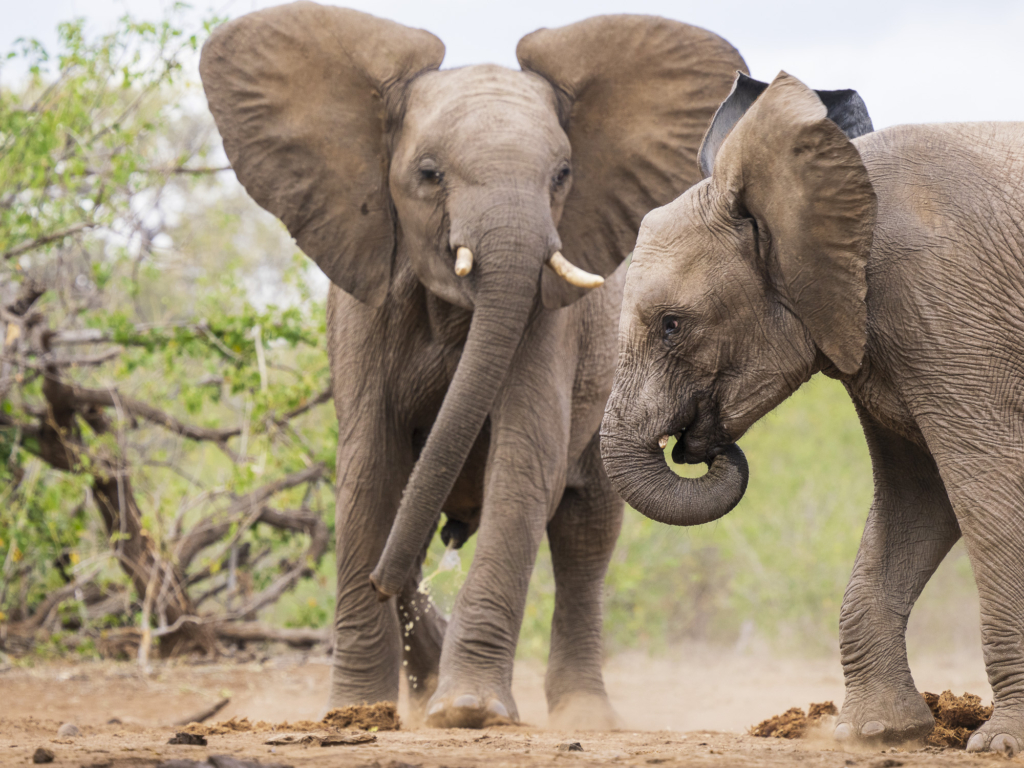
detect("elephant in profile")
[200,1,744,727]
[601,71,1024,754]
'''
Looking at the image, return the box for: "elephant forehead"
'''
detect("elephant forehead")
[624,254,709,320]
[404,65,564,145]
[632,194,716,288]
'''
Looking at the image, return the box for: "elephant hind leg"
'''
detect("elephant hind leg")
[545,433,623,731]
[836,404,960,746]
[926,434,1024,756]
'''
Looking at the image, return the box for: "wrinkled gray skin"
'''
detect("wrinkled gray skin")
[200,2,744,727]
[602,71,1024,754]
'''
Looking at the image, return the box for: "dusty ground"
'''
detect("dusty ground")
[0,646,1011,767]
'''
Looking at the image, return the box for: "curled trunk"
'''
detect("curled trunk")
[370,268,537,597]
[600,420,749,527]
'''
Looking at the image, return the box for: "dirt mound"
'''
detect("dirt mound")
[750,701,837,738]
[923,690,992,748]
[180,702,400,736]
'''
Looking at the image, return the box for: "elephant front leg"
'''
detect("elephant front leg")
[328,418,415,709]
[424,381,570,728]
[397,540,448,717]
[835,408,960,745]
[545,433,623,730]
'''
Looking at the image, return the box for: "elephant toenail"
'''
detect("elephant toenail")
[487,700,509,718]
[966,733,987,753]
[990,734,1020,756]
[833,723,854,742]
[861,721,885,737]
[453,694,480,709]
[428,701,445,716]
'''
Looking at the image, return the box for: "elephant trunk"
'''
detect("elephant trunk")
[600,388,749,526]
[369,262,537,598]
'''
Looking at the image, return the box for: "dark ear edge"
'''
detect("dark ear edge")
[699,73,874,179]
[815,88,874,139]
[698,72,767,179]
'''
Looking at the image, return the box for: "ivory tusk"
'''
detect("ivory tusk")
[547,251,604,289]
[454,247,474,277]
[658,435,671,449]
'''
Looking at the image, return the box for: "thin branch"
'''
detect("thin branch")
[280,387,334,422]
[214,622,327,648]
[2,222,95,261]
[174,465,324,571]
[139,165,231,175]
[1,349,121,370]
[59,382,242,447]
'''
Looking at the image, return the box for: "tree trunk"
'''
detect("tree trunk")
[92,476,216,656]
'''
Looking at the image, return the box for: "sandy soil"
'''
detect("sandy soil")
[0,646,1008,767]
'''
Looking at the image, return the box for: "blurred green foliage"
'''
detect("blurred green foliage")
[0,9,335,638]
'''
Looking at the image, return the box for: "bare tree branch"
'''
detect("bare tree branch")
[58,382,242,445]
[174,465,325,571]
[2,222,95,261]
[140,165,232,175]
[214,622,327,648]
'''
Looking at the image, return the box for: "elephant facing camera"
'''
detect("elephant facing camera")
[200,0,745,730]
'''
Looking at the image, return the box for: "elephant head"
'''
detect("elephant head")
[601,71,876,526]
[200,2,746,594]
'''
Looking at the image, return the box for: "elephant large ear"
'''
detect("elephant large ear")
[699,72,873,179]
[200,2,444,307]
[517,16,746,308]
[714,72,877,374]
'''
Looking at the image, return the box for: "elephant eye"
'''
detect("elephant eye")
[662,315,681,339]
[419,167,444,185]
[552,165,570,188]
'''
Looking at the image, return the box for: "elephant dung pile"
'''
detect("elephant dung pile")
[750,701,837,738]
[320,702,401,731]
[751,692,992,748]
[180,702,401,737]
[923,691,992,748]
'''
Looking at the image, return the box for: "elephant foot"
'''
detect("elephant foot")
[834,690,934,746]
[425,689,517,729]
[965,715,1023,756]
[549,692,622,731]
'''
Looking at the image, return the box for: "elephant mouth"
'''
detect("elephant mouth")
[655,399,732,465]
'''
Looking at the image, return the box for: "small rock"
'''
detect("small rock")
[168,732,208,746]
[56,722,80,738]
[32,747,55,764]
[557,741,584,752]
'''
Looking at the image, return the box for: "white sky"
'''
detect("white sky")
[4,0,1023,129]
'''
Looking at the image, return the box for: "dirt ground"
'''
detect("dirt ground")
[0,646,1012,767]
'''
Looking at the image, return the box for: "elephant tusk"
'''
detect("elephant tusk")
[547,251,604,289]
[454,247,474,277]
[658,435,671,449]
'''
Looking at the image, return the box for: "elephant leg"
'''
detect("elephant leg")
[545,432,623,730]
[397,535,448,716]
[425,358,571,728]
[328,413,415,708]
[835,404,961,745]
[924,421,1024,756]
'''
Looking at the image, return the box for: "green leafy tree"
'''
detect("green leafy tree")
[0,9,336,658]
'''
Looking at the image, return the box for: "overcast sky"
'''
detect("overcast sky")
[5,0,1023,129]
